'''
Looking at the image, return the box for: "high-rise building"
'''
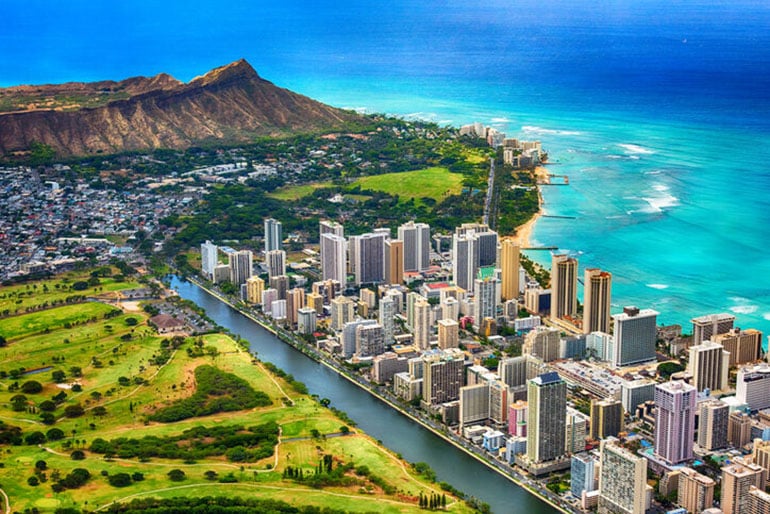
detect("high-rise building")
[621,379,656,415]
[384,239,404,285]
[523,326,561,362]
[452,233,479,294]
[350,231,387,285]
[228,250,253,286]
[728,411,754,449]
[455,223,498,266]
[379,295,397,344]
[245,276,265,304]
[270,299,287,320]
[714,328,763,367]
[489,380,509,426]
[508,400,528,437]
[736,364,770,411]
[441,297,460,321]
[297,307,317,336]
[261,288,278,315]
[269,274,289,301]
[688,340,730,392]
[422,350,465,405]
[590,398,624,440]
[500,239,521,301]
[320,220,344,238]
[331,296,355,332]
[264,218,283,253]
[321,233,347,285]
[677,467,715,514]
[571,453,598,499]
[747,486,770,514]
[266,249,286,278]
[654,380,696,465]
[722,460,767,514]
[698,399,729,451]
[583,269,612,334]
[437,319,459,349]
[752,439,770,485]
[586,331,615,362]
[340,319,376,358]
[692,313,735,344]
[527,372,567,463]
[413,299,432,350]
[566,406,589,454]
[550,253,578,322]
[598,438,651,514]
[398,221,430,272]
[612,306,658,367]
[356,323,385,357]
[306,292,324,314]
[499,356,529,389]
[200,240,218,278]
[474,276,500,327]
[459,382,490,428]
[286,288,305,327]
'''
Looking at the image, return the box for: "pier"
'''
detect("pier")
[541,215,576,220]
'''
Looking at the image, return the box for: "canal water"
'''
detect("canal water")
[171,276,557,514]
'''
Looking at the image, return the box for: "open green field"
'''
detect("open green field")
[0,269,141,315]
[267,182,332,201]
[0,273,471,513]
[267,167,465,207]
[351,167,464,205]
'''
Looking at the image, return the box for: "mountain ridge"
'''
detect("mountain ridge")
[0,59,362,158]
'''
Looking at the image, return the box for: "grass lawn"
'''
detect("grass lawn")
[352,167,464,205]
[267,182,332,201]
[0,273,473,513]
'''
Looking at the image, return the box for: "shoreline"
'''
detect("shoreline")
[510,165,547,248]
[180,275,572,514]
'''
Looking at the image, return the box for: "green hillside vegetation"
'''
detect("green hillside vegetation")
[0,271,472,513]
[148,365,272,422]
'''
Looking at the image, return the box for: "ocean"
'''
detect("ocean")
[4,0,770,342]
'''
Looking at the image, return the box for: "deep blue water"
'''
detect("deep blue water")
[4,0,770,341]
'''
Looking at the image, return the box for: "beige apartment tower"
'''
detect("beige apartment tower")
[550,253,578,322]
[437,319,459,349]
[598,438,651,514]
[677,467,715,514]
[384,239,404,285]
[245,276,265,304]
[688,340,730,392]
[722,461,767,514]
[713,328,763,367]
[500,238,520,301]
[583,268,612,334]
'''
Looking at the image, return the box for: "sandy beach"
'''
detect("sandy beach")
[510,166,547,247]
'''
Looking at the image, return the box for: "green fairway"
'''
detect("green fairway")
[352,167,464,205]
[0,271,473,513]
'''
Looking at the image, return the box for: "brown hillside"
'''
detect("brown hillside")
[0,59,362,157]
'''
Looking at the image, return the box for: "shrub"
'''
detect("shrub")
[21,381,43,394]
[39,400,57,412]
[27,476,39,486]
[46,428,65,441]
[167,469,186,482]
[108,472,132,487]
[25,431,46,445]
[70,450,86,460]
[64,404,85,418]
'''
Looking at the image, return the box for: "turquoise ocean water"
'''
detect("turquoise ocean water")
[4,0,770,342]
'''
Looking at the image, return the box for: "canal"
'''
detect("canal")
[171,277,558,514]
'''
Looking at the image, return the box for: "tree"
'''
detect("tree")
[39,400,57,412]
[27,476,40,486]
[108,472,132,487]
[64,404,85,418]
[93,406,108,417]
[51,370,67,383]
[0,335,6,347]
[11,394,28,411]
[167,469,186,482]
[46,428,65,440]
[25,431,46,445]
[70,450,85,460]
[35,460,48,471]
[21,381,43,394]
